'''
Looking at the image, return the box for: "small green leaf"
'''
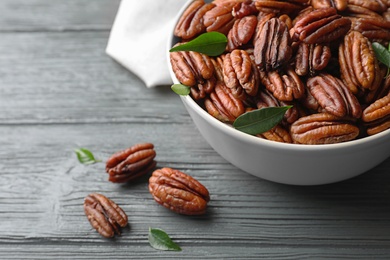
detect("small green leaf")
[74,148,101,165]
[372,42,390,68]
[148,227,182,251]
[171,84,191,96]
[233,106,292,135]
[170,31,227,56]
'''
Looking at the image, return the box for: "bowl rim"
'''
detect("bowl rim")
[167,0,390,152]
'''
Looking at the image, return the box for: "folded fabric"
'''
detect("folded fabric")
[106,0,185,87]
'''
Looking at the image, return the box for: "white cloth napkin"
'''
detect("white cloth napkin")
[106,0,186,87]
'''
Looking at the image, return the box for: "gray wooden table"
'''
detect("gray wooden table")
[1,1,390,259]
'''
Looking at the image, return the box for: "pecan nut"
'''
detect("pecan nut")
[227,15,258,51]
[170,49,215,99]
[311,0,348,11]
[259,66,305,101]
[351,17,390,45]
[223,49,259,98]
[254,0,308,15]
[339,30,381,94]
[294,42,331,76]
[106,143,156,183]
[149,167,210,215]
[362,92,390,135]
[347,0,387,14]
[290,113,360,144]
[291,7,351,44]
[204,82,245,123]
[203,1,237,35]
[84,193,128,238]
[306,73,362,118]
[254,17,293,71]
[174,0,215,40]
[257,125,293,143]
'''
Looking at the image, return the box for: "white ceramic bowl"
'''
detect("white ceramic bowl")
[167,1,390,185]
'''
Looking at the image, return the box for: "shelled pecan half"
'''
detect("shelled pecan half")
[223,49,259,98]
[106,143,156,183]
[257,124,293,143]
[174,0,215,40]
[351,17,390,43]
[362,92,390,135]
[232,0,258,18]
[294,42,331,76]
[204,82,245,122]
[256,89,300,124]
[255,0,309,15]
[84,193,128,238]
[259,66,305,101]
[339,30,381,94]
[170,49,216,99]
[227,15,258,51]
[306,73,362,118]
[311,0,348,11]
[291,7,351,44]
[149,167,210,215]
[203,1,237,34]
[290,113,360,144]
[348,0,388,14]
[254,17,292,71]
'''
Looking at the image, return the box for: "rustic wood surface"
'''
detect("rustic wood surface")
[1,1,390,259]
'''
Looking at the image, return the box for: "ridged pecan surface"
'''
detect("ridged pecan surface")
[84,193,128,238]
[149,167,210,215]
[106,143,156,183]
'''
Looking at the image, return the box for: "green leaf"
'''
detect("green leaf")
[372,42,390,68]
[74,148,101,165]
[170,31,227,56]
[148,227,182,251]
[171,84,191,96]
[233,106,292,135]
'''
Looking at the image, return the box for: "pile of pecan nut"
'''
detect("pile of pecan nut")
[84,143,210,238]
[170,0,390,144]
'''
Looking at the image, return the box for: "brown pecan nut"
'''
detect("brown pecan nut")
[84,193,128,238]
[223,49,259,98]
[203,1,237,35]
[291,7,351,44]
[348,0,387,14]
[294,42,331,76]
[174,0,215,40]
[255,0,309,15]
[344,4,384,20]
[204,82,245,123]
[257,125,293,143]
[290,113,360,144]
[256,89,300,124]
[351,17,390,43]
[232,0,259,18]
[362,92,390,135]
[311,0,348,11]
[227,15,258,51]
[149,167,210,215]
[106,143,156,183]
[259,66,305,101]
[339,30,381,94]
[306,73,362,118]
[254,17,292,71]
[170,49,215,99]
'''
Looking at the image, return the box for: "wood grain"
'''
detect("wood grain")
[0,0,390,259]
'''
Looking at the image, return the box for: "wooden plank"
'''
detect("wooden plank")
[0,0,121,31]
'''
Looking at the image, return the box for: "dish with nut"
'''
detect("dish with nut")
[168,0,390,185]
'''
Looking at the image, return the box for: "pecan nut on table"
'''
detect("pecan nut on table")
[149,168,210,215]
[84,193,128,238]
[106,143,156,183]
[170,0,390,144]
